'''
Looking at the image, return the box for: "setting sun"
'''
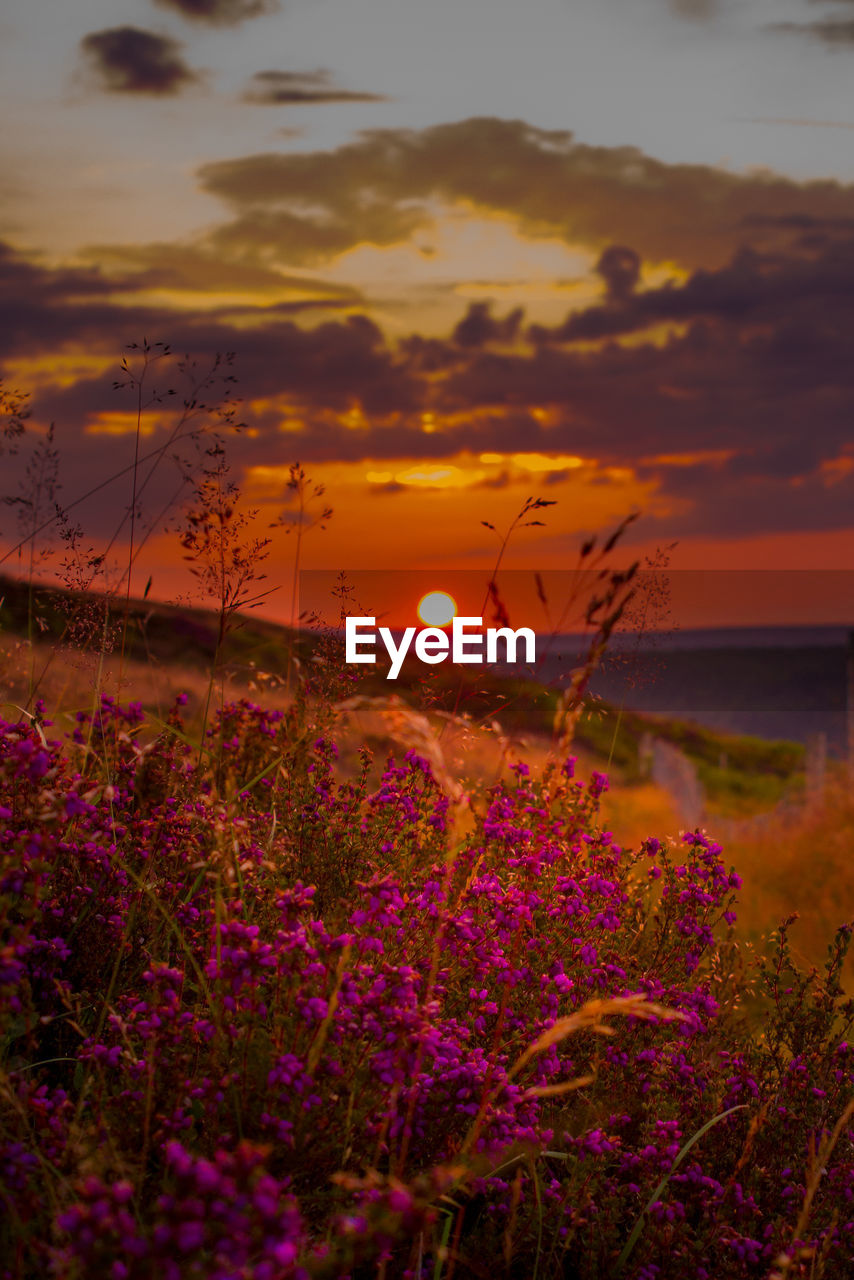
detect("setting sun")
[417,590,457,627]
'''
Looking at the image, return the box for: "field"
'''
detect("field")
[3,567,854,1279]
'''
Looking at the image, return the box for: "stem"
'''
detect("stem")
[26,506,36,707]
[23,475,190,713]
[287,483,305,697]
[119,353,146,679]
[23,442,49,711]
[0,360,225,574]
[442,511,522,734]
[607,703,624,771]
[198,475,229,770]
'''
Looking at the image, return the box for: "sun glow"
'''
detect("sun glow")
[417,591,457,627]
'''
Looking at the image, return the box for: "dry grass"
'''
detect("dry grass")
[717,777,854,980]
[0,632,239,728]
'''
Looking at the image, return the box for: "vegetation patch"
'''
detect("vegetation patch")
[1,690,853,1278]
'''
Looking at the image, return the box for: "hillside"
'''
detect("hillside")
[0,571,809,824]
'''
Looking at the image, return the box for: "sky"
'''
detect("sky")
[3,0,854,628]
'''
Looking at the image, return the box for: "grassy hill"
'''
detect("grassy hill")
[0,570,807,816]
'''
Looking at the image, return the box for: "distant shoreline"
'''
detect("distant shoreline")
[543,624,853,652]
[539,629,851,752]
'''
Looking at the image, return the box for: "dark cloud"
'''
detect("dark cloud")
[152,0,279,25]
[242,70,387,106]
[530,238,854,346]
[452,303,523,348]
[196,117,854,269]
[636,464,854,544]
[0,248,420,421]
[0,243,418,434]
[476,469,513,490]
[595,245,641,302]
[0,241,128,355]
[80,27,198,95]
[741,212,854,232]
[81,241,364,305]
[769,19,854,45]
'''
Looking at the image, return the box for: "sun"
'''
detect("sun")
[417,590,457,627]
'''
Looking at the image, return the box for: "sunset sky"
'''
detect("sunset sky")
[3,0,854,627]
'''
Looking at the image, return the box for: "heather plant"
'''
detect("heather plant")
[2,679,854,1278]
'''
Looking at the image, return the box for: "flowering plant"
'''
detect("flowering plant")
[1,693,853,1278]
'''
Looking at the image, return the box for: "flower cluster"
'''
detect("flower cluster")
[1,696,854,1277]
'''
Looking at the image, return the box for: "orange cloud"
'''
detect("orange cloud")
[197,117,854,271]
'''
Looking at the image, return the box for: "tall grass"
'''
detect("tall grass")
[0,343,245,718]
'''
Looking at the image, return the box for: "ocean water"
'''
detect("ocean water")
[529,626,852,750]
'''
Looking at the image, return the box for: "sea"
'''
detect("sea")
[521,626,853,751]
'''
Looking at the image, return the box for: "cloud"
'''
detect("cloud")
[595,245,641,302]
[0,241,420,430]
[529,237,854,345]
[739,118,854,134]
[768,19,854,46]
[80,26,199,95]
[80,241,365,304]
[0,240,125,355]
[667,0,718,18]
[452,303,523,348]
[206,205,425,269]
[242,70,388,106]
[196,117,854,269]
[152,0,279,25]
[8,113,854,562]
[741,211,854,231]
